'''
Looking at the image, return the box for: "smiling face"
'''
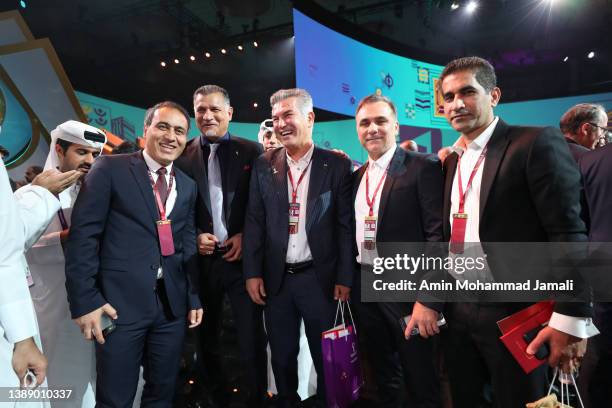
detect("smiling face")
[271,96,314,153]
[356,101,398,160]
[441,70,501,141]
[194,92,233,141]
[56,143,100,174]
[143,107,188,166]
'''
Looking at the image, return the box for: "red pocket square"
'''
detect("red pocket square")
[243,164,251,171]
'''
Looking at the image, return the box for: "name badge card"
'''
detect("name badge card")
[364,215,377,250]
[289,202,300,234]
[156,220,175,256]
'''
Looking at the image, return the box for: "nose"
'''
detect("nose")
[367,122,378,134]
[450,96,465,111]
[202,109,214,121]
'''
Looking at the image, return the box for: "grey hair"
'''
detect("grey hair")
[193,84,231,106]
[270,88,313,117]
[559,103,607,135]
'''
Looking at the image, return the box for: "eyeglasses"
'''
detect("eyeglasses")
[589,123,612,146]
[588,122,610,134]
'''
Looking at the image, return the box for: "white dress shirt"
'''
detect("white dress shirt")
[286,144,315,263]
[143,150,177,279]
[450,117,597,338]
[355,144,397,264]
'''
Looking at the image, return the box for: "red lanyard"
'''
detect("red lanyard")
[146,169,174,220]
[365,162,389,217]
[287,161,311,203]
[456,146,487,213]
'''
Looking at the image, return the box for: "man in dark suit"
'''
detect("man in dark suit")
[577,143,612,407]
[243,88,353,408]
[65,101,203,407]
[351,94,444,407]
[438,57,597,408]
[174,85,267,406]
[560,103,608,161]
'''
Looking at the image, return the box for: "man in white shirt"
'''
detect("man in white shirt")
[244,88,353,408]
[21,120,106,408]
[438,56,597,407]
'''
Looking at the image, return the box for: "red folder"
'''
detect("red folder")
[497,301,554,373]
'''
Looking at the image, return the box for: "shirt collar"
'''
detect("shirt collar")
[368,144,397,170]
[286,143,315,166]
[200,132,230,147]
[142,150,173,174]
[465,116,499,152]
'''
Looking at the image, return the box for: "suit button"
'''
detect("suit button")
[151,264,159,270]
[209,222,213,227]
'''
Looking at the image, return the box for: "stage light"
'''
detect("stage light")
[205,52,211,58]
[237,45,243,51]
[221,48,227,54]
[253,102,258,108]
[188,379,194,385]
[451,2,460,10]
[563,56,569,62]
[466,1,478,13]
[160,61,167,67]
[253,41,259,47]
[190,55,196,61]
[587,51,595,59]
[173,58,179,64]
[19,1,26,8]
[233,388,238,393]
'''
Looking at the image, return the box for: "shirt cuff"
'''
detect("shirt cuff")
[0,298,38,343]
[548,312,600,339]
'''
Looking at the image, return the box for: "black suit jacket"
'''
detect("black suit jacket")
[442,119,590,317]
[243,146,354,297]
[175,134,263,238]
[565,137,590,162]
[65,152,200,323]
[579,143,612,242]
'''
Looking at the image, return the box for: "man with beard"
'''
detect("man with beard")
[175,85,267,407]
[24,120,106,407]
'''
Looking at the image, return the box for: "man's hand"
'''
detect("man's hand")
[197,233,218,256]
[246,277,267,305]
[331,149,350,160]
[32,169,81,195]
[188,309,204,328]
[334,284,351,302]
[223,233,242,262]
[73,303,117,344]
[59,229,70,244]
[404,302,440,339]
[12,337,47,388]
[526,326,586,373]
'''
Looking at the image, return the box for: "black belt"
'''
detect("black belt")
[285,260,313,274]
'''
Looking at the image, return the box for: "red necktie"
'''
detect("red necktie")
[155,167,169,205]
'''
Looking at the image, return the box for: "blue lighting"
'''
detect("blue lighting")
[20,1,26,8]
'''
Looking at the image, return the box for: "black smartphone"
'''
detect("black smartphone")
[100,313,116,337]
[399,313,447,338]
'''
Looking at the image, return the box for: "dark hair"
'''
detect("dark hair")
[356,94,398,120]
[144,101,191,130]
[56,138,74,153]
[559,103,607,135]
[0,144,9,158]
[193,85,231,105]
[112,140,141,155]
[438,56,497,93]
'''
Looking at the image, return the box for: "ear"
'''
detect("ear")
[579,122,591,136]
[490,87,501,107]
[307,111,315,128]
[55,143,64,158]
[227,106,234,121]
[394,120,400,136]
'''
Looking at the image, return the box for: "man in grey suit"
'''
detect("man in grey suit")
[243,88,353,408]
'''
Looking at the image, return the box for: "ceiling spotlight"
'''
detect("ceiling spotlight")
[173,58,179,64]
[221,48,227,54]
[160,61,167,67]
[253,102,258,108]
[563,56,569,62]
[451,2,460,10]
[205,52,211,58]
[253,41,259,47]
[237,45,243,51]
[190,55,196,61]
[19,1,26,8]
[587,51,595,59]
[188,380,194,385]
[466,1,478,13]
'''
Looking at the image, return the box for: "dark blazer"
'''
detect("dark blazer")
[565,137,590,162]
[65,152,200,323]
[442,119,590,316]
[579,143,612,242]
[175,134,263,238]
[352,147,444,248]
[243,146,354,297]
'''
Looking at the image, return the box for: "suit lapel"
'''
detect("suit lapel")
[306,147,328,232]
[479,120,510,218]
[443,152,458,240]
[220,137,240,222]
[272,148,289,216]
[129,153,159,229]
[377,148,406,235]
[353,164,367,203]
[192,142,212,217]
[167,168,186,219]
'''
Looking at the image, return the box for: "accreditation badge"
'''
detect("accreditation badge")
[289,202,300,234]
[156,219,175,256]
[364,215,377,250]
